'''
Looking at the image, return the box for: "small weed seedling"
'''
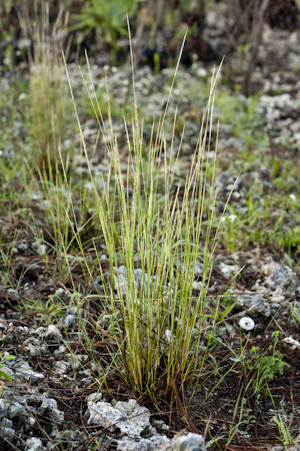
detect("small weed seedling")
[244,331,288,400]
[0,351,16,383]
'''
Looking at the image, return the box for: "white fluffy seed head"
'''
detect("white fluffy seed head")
[239,317,255,331]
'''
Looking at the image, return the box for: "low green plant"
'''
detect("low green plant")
[0,229,19,278]
[266,396,300,447]
[207,295,237,323]
[272,156,281,178]
[220,212,240,252]
[225,392,250,449]
[0,351,16,382]
[214,88,263,144]
[274,412,295,446]
[70,0,138,63]
[289,300,300,325]
[236,41,252,66]
[153,51,160,74]
[80,81,133,122]
[21,296,68,325]
[243,407,256,431]
[244,331,288,400]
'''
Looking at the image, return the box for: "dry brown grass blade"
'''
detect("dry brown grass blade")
[89,316,122,343]
[172,378,199,434]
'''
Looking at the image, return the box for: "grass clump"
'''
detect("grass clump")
[19,2,73,176]
[62,40,224,402]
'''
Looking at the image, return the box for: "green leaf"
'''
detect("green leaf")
[0,370,12,381]
[3,356,15,361]
[218,300,237,322]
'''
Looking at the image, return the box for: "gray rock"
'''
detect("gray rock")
[24,394,64,425]
[0,418,15,439]
[87,395,153,438]
[15,362,45,381]
[262,262,300,293]
[117,433,206,451]
[0,398,27,420]
[25,437,47,451]
[219,262,240,278]
[64,307,77,328]
[45,324,63,342]
[195,262,204,275]
[236,294,271,316]
[54,360,70,375]
[270,446,300,451]
[114,266,155,296]
[235,261,300,318]
[23,339,49,356]
[0,393,64,438]
[215,172,240,191]
[117,436,169,451]
[160,433,206,451]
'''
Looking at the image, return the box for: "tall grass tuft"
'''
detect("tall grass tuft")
[19,2,72,177]
[63,42,222,401]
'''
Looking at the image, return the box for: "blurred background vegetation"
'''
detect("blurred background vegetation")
[0,0,299,94]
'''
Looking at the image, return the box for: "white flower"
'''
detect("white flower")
[18,93,27,101]
[228,214,236,222]
[164,330,172,343]
[289,194,296,202]
[239,317,255,331]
